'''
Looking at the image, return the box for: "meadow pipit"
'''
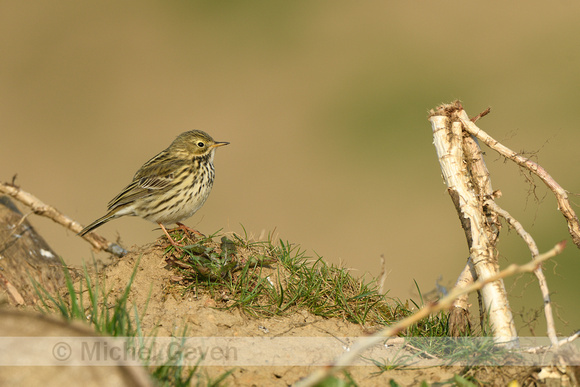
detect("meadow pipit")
[79,130,229,246]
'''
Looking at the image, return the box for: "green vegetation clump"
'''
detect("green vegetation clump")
[163,229,409,325]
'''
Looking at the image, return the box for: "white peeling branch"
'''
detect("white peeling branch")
[457,111,580,248]
[485,200,558,347]
[431,113,517,342]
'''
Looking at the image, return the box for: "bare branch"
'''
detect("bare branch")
[295,242,566,387]
[431,114,516,340]
[470,107,491,123]
[486,200,558,347]
[0,182,126,257]
[457,111,580,248]
[522,331,580,354]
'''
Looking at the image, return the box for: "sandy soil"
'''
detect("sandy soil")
[84,239,547,386]
[2,236,570,386]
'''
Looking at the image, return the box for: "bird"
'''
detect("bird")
[79,130,229,246]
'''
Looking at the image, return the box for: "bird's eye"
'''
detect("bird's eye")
[197,141,205,148]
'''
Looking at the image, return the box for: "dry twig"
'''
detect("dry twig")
[295,242,566,387]
[485,200,558,346]
[470,107,491,123]
[457,110,580,248]
[0,181,126,257]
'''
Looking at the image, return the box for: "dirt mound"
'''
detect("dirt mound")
[93,240,460,385]
[1,237,546,385]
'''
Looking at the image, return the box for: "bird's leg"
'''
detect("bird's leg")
[158,223,185,247]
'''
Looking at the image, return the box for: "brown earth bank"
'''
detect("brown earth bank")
[1,237,575,386]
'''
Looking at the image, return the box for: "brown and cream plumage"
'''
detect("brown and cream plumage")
[79,130,228,245]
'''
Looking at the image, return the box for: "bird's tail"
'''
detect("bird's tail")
[78,211,119,236]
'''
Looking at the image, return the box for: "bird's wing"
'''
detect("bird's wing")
[107,151,187,210]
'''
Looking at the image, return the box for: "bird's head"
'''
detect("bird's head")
[171,130,229,158]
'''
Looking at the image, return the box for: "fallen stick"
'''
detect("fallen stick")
[0,181,126,257]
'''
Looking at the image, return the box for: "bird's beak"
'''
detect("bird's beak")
[211,141,229,148]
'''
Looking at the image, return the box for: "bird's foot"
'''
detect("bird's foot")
[175,222,204,239]
[159,223,187,247]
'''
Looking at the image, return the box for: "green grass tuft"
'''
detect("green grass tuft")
[164,231,408,325]
[31,256,232,386]
[33,256,141,336]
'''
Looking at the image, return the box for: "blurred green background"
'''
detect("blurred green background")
[1,1,579,336]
